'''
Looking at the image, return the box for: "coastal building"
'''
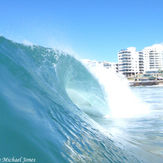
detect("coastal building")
[143,45,163,72]
[118,47,139,77]
[138,51,144,73]
[102,61,118,73]
[81,59,118,73]
[118,44,163,77]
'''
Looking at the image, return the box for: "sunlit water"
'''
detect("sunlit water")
[95,86,163,162]
[80,61,163,162]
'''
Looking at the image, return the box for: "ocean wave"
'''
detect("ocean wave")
[0,37,157,163]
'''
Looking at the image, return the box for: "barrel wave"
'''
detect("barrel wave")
[0,37,161,163]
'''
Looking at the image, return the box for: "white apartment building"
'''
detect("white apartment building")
[118,47,140,77]
[143,44,163,72]
[138,51,144,73]
[118,44,163,77]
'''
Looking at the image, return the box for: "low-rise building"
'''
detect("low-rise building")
[102,61,118,73]
[81,59,118,73]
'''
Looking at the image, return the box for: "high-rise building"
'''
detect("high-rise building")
[143,45,163,72]
[118,47,139,77]
[118,44,163,77]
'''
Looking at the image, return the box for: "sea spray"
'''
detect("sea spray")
[82,60,150,118]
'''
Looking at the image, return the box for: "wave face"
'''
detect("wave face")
[0,37,157,163]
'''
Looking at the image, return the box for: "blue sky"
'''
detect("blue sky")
[0,0,163,62]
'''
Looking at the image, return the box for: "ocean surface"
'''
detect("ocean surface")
[0,36,163,163]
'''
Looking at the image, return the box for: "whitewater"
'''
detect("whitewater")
[0,37,163,163]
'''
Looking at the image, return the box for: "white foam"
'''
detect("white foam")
[83,61,150,118]
[22,40,33,46]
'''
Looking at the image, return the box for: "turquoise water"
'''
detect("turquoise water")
[0,37,163,163]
